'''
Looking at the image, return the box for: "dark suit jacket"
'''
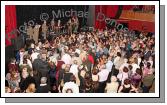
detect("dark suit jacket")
[144,51,151,60]
[36,85,50,93]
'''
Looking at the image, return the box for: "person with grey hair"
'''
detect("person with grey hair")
[36,77,50,93]
[119,58,129,72]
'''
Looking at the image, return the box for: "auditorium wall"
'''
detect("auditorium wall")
[94,5,155,33]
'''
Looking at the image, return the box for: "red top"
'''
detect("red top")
[88,54,94,64]
[55,60,65,80]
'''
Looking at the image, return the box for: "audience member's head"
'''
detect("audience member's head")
[40,77,47,84]
[123,67,129,73]
[111,76,117,82]
[147,62,151,69]
[92,69,99,75]
[70,75,76,82]
[73,60,77,65]
[61,64,66,70]
[5,87,11,93]
[124,79,131,85]
[117,52,121,57]
[85,72,91,80]
[66,89,73,93]
[65,64,70,72]
[10,58,16,64]
[26,83,36,93]
[128,65,133,70]
[136,68,142,75]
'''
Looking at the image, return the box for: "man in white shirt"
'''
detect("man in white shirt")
[106,56,113,72]
[98,65,109,93]
[113,52,122,69]
[69,60,79,75]
[98,65,109,82]
[105,56,114,82]
[113,52,124,76]
[61,53,72,65]
[19,50,25,64]
[61,47,72,65]
[31,50,39,62]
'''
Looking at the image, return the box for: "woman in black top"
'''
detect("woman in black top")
[78,68,87,93]
[121,84,132,93]
[63,65,73,83]
[58,64,73,92]
[85,79,93,93]
[118,78,133,93]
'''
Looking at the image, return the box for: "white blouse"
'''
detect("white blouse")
[105,82,119,93]
[92,74,99,82]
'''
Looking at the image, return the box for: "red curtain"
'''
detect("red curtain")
[123,5,134,10]
[95,5,119,30]
[95,5,105,29]
[95,5,131,29]
[5,5,17,46]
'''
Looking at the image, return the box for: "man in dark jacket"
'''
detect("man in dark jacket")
[36,77,50,93]
[32,50,50,87]
[144,47,152,60]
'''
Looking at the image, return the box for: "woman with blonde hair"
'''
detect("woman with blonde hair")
[6,70,21,93]
[105,76,119,93]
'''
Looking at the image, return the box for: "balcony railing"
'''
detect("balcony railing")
[120,10,155,22]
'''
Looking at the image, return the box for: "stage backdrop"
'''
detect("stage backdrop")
[5,5,155,48]
[16,5,89,29]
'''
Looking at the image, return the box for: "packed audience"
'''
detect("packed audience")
[5,22,155,93]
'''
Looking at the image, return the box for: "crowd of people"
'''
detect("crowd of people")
[5,18,155,93]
